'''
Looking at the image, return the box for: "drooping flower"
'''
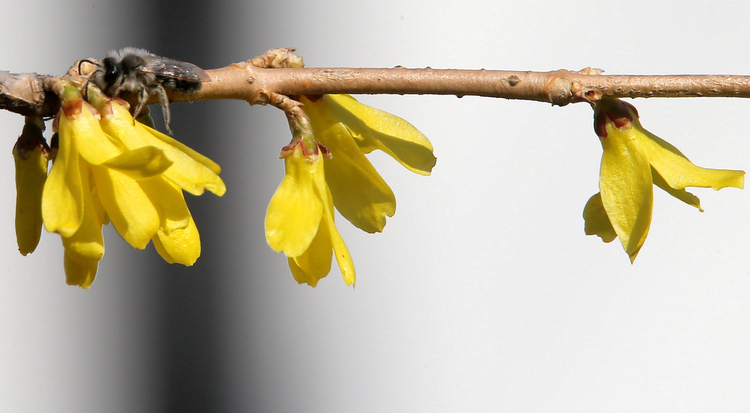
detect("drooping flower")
[265,95,436,286]
[266,133,354,287]
[36,84,225,288]
[584,98,744,261]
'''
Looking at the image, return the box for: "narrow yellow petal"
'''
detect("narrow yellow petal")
[315,167,356,286]
[303,95,437,175]
[92,166,160,249]
[99,101,225,196]
[43,97,117,237]
[633,121,744,190]
[652,168,703,211]
[309,113,396,233]
[136,116,221,175]
[14,140,48,255]
[42,144,85,238]
[599,121,653,262]
[287,219,333,287]
[143,124,222,175]
[64,103,123,166]
[100,146,173,180]
[141,178,191,234]
[265,147,325,257]
[64,252,99,289]
[325,215,356,286]
[583,192,617,243]
[61,168,104,288]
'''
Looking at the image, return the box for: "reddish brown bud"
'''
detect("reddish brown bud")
[593,98,637,137]
[61,99,83,118]
[13,117,49,159]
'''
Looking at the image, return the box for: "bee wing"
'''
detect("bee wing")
[139,55,211,82]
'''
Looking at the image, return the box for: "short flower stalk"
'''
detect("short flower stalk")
[584,98,744,261]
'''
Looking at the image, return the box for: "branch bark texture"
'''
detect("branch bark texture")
[3,54,750,118]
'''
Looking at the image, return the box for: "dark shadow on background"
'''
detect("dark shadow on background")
[148,1,223,411]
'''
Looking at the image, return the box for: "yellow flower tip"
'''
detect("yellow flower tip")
[289,257,325,287]
[582,192,617,244]
[64,251,98,289]
[628,249,640,264]
[152,216,201,266]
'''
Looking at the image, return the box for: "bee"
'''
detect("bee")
[85,47,211,134]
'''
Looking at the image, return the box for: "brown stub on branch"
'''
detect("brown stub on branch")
[0,72,59,117]
[250,48,305,69]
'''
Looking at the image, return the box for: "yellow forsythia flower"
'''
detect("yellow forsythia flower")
[584,98,744,262]
[13,116,49,256]
[40,85,224,288]
[266,95,436,286]
[266,138,355,287]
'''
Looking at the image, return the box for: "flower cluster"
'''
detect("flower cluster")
[265,95,436,287]
[584,98,744,261]
[14,84,225,288]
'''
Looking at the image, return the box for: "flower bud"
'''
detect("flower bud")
[14,117,50,255]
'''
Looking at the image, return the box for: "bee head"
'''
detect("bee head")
[101,56,121,90]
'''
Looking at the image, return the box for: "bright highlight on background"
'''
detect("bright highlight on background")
[1,0,749,412]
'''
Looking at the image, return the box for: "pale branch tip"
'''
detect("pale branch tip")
[4,50,750,118]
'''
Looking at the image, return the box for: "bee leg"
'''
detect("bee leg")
[131,86,149,125]
[154,84,173,135]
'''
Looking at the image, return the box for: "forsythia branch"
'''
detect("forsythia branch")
[3,50,750,118]
[7,48,745,288]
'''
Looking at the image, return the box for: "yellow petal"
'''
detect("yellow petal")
[633,120,744,190]
[314,166,356,286]
[287,217,333,287]
[89,171,110,226]
[265,146,325,257]
[42,140,84,237]
[324,212,355,286]
[99,101,225,196]
[303,95,437,175]
[43,98,118,237]
[583,192,617,243]
[152,215,201,266]
[63,102,123,166]
[143,123,222,175]
[652,168,703,211]
[61,167,104,288]
[14,138,48,255]
[64,252,99,289]
[92,166,160,249]
[599,121,653,262]
[306,103,396,233]
[100,146,173,181]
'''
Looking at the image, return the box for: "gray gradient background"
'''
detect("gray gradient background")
[2,0,750,412]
